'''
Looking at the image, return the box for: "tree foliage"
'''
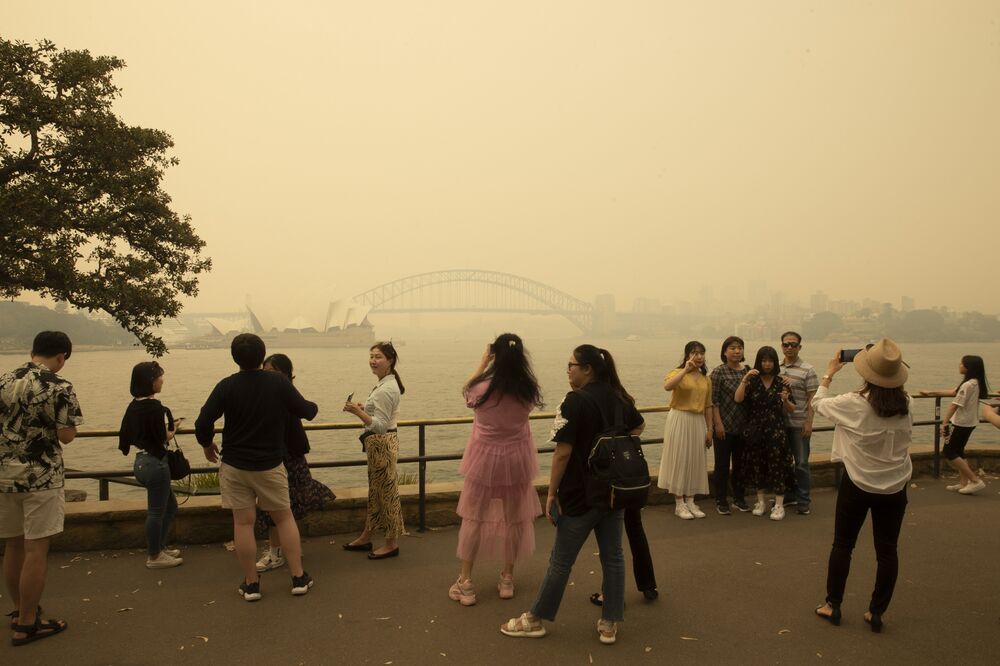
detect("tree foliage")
[803,311,843,341]
[0,38,210,356]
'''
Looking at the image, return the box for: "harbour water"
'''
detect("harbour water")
[3,337,998,500]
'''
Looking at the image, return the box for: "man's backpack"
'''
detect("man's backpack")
[575,390,651,511]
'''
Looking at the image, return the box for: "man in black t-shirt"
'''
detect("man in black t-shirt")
[501,345,643,646]
[195,334,318,602]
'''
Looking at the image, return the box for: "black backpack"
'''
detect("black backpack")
[576,390,651,511]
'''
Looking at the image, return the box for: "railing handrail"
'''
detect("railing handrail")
[63,396,998,531]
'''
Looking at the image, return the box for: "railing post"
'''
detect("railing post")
[418,424,427,533]
[933,397,941,479]
[99,478,109,501]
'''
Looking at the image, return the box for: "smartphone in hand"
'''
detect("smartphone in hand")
[346,392,354,402]
[839,349,862,363]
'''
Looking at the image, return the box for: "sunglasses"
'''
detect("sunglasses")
[781,342,800,349]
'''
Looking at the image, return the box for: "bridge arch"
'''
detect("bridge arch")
[353,269,594,332]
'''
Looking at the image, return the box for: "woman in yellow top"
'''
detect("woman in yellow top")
[657,341,714,519]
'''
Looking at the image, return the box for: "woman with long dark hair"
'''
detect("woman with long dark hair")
[921,355,990,495]
[119,362,183,569]
[734,346,796,520]
[501,345,643,645]
[449,333,543,606]
[813,339,912,633]
[343,342,405,559]
[254,354,336,572]
[658,341,713,519]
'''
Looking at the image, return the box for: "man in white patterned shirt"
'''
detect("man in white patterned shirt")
[779,331,819,515]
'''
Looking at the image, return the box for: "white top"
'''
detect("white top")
[364,374,401,435]
[950,379,981,428]
[812,385,913,494]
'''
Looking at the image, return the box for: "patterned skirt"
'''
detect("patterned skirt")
[363,431,405,539]
[255,455,336,533]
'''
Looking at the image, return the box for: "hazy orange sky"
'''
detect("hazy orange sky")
[6,1,999,324]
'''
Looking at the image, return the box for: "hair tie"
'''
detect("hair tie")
[599,352,605,360]
[508,340,516,348]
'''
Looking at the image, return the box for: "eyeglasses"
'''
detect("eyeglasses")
[567,362,583,370]
[781,342,800,349]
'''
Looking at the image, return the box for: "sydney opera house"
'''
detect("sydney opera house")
[160,299,376,349]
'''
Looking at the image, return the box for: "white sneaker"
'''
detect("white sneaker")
[162,547,181,558]
[770,505,785,521]
[685,501,706,518]
[752,500,767,516]
[256,547,286,572]
[146,552,183,569]
[675,504,694,520]
[958,479,986,495]
[945,483,964,491]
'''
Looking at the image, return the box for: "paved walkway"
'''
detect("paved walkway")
[2,477,998,665]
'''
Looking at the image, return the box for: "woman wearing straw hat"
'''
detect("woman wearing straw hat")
[812,339,912,634]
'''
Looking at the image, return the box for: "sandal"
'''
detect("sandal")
[815,603,841,626]
[597,619,618,645]
[12,617,68,646]
[500,612,547,638]
[498,574,514,600]
[6,606,43,629]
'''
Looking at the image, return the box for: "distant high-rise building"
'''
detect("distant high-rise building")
[901,295,915,312]
[810,291,829,313]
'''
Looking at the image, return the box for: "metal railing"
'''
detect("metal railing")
[65,395,996,531]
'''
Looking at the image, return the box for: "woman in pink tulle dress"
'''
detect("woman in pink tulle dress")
[449,333,543,607]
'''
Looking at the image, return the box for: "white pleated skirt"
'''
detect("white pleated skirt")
[657,409,709,496]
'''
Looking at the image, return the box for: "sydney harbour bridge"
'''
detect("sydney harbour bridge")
[353,269,598,333]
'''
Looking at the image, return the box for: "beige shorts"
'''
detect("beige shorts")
[0,488,66,540]
[219,463,290,512]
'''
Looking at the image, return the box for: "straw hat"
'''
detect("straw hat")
[853,338,908,388]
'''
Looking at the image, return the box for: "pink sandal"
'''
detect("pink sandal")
[498,574,514,599]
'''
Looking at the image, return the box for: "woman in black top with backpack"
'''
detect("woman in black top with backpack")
[501,345,645,646]
[119,362,184,569]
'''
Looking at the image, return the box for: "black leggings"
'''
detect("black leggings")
[624,507,657,592]
[825,474,907,614]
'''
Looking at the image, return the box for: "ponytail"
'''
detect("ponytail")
[391,368,406,395]
[573,344,635,405]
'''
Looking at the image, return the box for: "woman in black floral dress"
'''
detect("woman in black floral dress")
[735,346,796,521]
[254,354,336,571]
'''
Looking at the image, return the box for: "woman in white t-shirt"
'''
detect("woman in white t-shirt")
[922,356,990,495]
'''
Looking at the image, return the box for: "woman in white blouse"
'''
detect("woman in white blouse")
[812,339,912,634]
[343,342,405,559]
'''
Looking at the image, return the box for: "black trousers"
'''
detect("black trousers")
[825,474,907,614]
[712,433,746,503]
[624,507,657,592]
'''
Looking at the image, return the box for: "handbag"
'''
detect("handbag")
[166,438,191,480]
[575,390,650,511]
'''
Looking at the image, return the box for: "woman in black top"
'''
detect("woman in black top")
[119,362,183,569]
[254,354,336,572]
[501,345,644,646]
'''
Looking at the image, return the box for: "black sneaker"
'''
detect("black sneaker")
[716,501,732,515]
[732,499,750,512]
[797,505,811,515]
[291,572,314,596]
[239,580,262,602]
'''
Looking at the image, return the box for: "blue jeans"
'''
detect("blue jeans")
[134,452,177,556]
[531,507,625,622]
[785,428,811,507]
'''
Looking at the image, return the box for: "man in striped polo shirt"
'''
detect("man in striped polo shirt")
[779,331,819,515]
